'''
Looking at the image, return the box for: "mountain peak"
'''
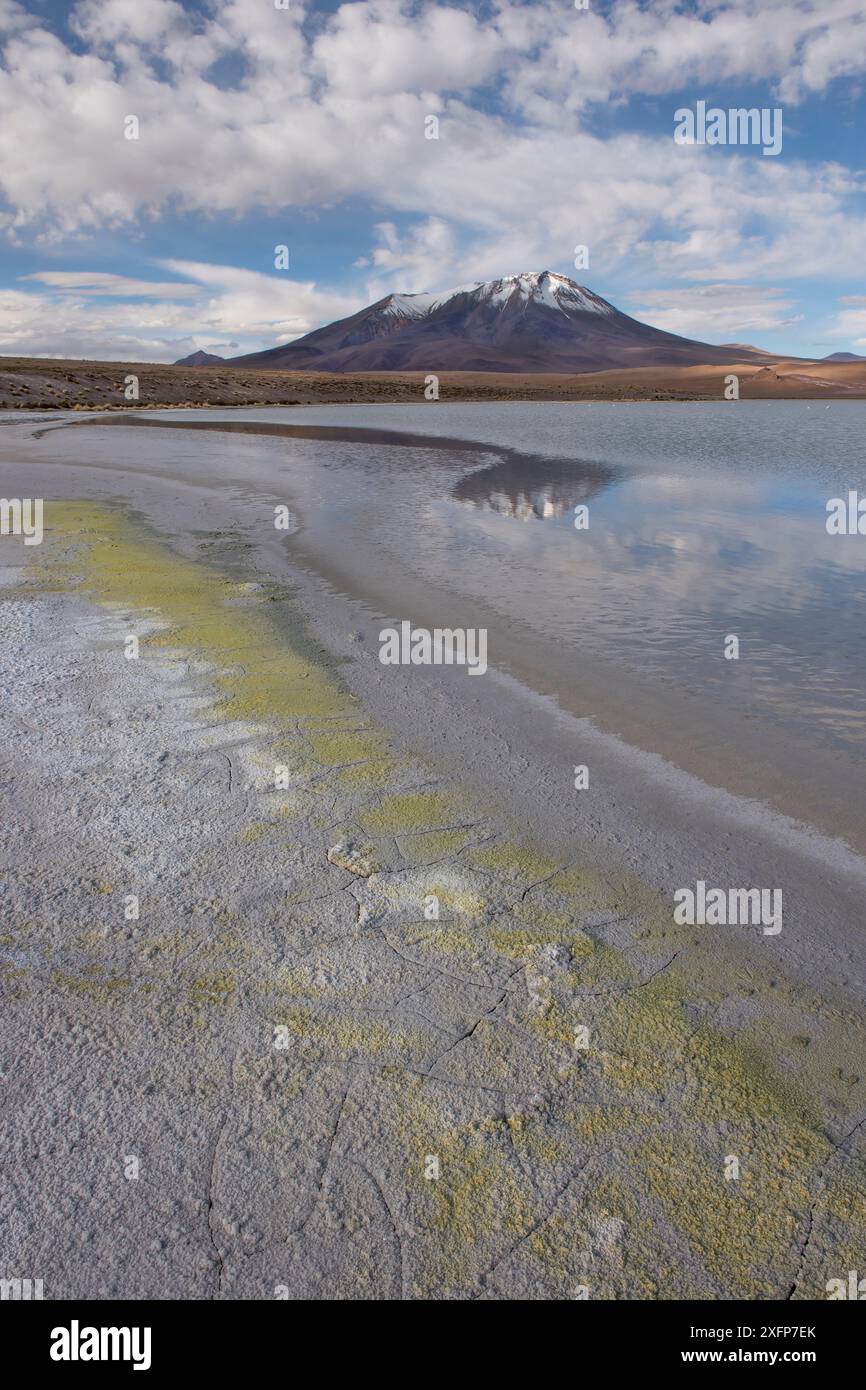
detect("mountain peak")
[173,348,225,366]
[230,273,769,374]
[380,271,613,321]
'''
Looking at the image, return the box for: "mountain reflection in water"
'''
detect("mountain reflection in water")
[452,456,617,521]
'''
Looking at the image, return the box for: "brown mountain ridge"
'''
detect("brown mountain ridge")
[229,271,773,374]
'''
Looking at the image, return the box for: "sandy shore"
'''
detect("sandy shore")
[2,353,866,410]
[2,413,866,1300]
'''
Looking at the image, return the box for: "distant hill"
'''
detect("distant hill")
[229,271,771,375]
[720,342,773,355]
[821,352,866,362]
[174,349,225,366]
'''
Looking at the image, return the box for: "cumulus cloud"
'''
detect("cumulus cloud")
[0,0,863,253]
[314,0,504,98]
[1,1,865,355]
[498,0,866,113]
[357,218,463,300]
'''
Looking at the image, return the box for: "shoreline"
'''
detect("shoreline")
[3,353,866,411]
[2,498,866,1298]
[27,407,866,864]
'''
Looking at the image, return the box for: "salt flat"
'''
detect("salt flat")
[1,409,865,1300]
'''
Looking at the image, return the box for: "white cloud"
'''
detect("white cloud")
[358,217,462,300]
[21,270,200,297]
[0,261,362,359]
[826,298,866,349]
[1,1,865,355]
[625,284,801,339]
[0,0,863,261]
[499,0,866,114]
[157,259,360,342]
[313,0,504,98]
[70,0,189,50]
[0,0,32,35]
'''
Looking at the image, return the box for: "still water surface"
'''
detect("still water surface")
[11,400,866,778]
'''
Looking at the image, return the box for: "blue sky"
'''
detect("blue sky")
[1,0,865,361]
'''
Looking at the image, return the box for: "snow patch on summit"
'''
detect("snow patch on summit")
[382,284,482,318]
[498,272,614,316]
[381,272,614,321]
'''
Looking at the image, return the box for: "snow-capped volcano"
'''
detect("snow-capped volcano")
[231,271,766,374]
[381,272,615,321]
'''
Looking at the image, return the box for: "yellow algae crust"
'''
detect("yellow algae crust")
[22,500,866,1299]
[40,501,348,726]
